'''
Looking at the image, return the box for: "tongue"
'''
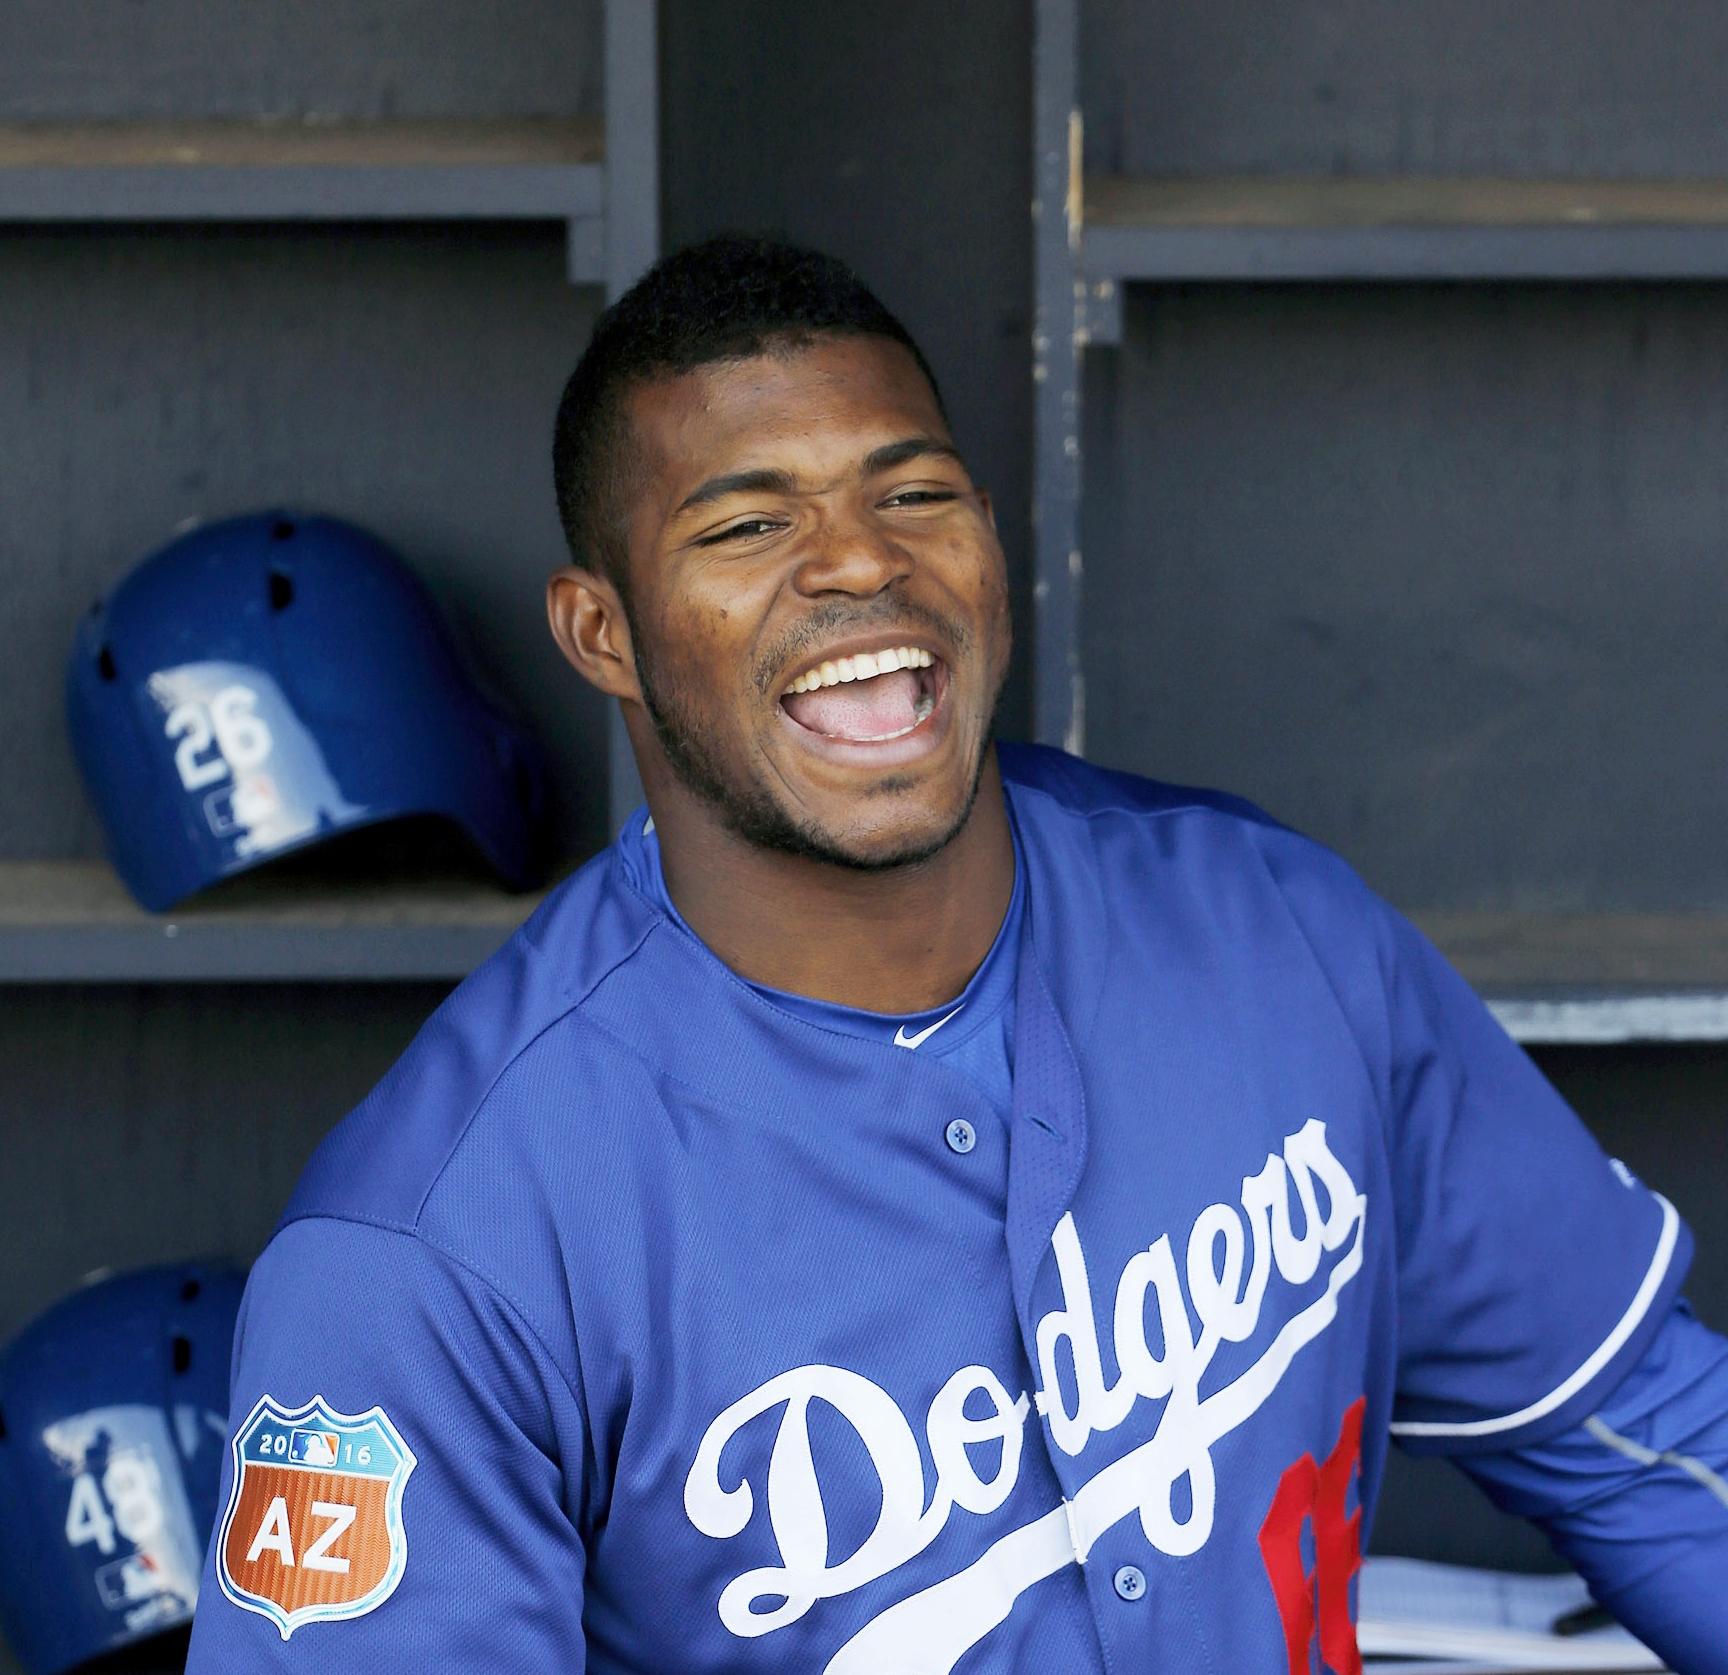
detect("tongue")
[783,668,922,740]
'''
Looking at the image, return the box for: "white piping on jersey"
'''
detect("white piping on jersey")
[893,1006,965,1050]
[1584,1413,1728,1514]
[1389,1194,1680,1440]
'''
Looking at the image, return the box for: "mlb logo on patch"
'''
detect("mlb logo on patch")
[215,1395,415,1639]
[289,1429,339,1467]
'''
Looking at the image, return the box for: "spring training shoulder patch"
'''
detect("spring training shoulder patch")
[215,1394,416,1639]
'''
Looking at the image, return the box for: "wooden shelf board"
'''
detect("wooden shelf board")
[1084,175,1728,282]
[0,117,604,170]
[1415,912,1728,1043]
[1414,911,1728,991]
[1088,176,1728,231]
[0,861,544,981]
[1487,993,1728,1045]
[0,117,605,222]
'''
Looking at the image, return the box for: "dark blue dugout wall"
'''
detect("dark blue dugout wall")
[1082,279,1728,910]
[1077,0,1728,908]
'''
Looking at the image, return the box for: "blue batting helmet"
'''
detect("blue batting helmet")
[0,1265,246,1673]
[67,512,547,911]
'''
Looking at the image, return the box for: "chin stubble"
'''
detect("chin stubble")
[629,613,998,872]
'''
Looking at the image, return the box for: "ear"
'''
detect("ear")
[547,566,643,702]
[976,488,996,531]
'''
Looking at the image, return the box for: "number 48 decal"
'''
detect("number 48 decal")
[65,1450,165,1555]
[165,686,273,791]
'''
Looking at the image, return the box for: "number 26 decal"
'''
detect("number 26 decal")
[165,687,273,791]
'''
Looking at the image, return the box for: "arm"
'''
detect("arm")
[1457,1301,1728,1675]
[185,1216,589,1670]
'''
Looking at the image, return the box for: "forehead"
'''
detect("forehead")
[626,336,950,510]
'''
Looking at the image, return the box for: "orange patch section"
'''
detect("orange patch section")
[224,1465,395,1615]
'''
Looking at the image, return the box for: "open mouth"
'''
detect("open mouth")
[779,645,943,743]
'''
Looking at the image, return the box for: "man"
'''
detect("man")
[186,237,1728,1673]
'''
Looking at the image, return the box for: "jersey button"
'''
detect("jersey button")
[1112,1564,1146,1602]
[944,1118,977,1155]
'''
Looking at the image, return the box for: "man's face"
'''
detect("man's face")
[617,334,1012,869]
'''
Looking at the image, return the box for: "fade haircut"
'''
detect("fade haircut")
[551,234,947,596]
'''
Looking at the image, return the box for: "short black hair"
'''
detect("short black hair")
[551,234,947,593]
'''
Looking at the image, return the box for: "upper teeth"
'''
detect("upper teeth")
[788,646,933,694]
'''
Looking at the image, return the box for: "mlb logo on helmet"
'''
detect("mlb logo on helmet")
[216,1395,415,1639]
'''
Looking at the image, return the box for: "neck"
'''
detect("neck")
[643,749,1016,1013]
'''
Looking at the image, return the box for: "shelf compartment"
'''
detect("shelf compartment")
[0,861,544,982]
[1084,176,1728,285]
[0,117,604,225]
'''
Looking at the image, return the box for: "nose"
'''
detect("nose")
[790,509,913,599]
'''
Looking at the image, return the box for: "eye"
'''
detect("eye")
[882,488,958,509]
[695,516,787,546]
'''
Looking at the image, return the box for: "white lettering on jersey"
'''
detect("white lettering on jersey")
[301,1503,357,1573]
[684,1118,1366,1673]
[246,1497,296,1567]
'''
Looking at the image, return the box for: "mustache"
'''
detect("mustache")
[753,598,971,697]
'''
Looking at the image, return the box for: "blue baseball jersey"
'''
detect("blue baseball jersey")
[184,744,1690,1673]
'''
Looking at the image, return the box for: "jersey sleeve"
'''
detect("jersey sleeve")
[1373,904,1692,1455]
[184,1216,589,1671]
[1456,1300,1728,1675]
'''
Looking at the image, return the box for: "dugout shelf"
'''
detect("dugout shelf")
[0,860,543,983]
[1080,177,1728,339]
[1415,912,1728,1046]
[0,118,609,281]
[3,862,1728,1041]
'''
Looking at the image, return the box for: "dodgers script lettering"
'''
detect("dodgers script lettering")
[684,1119,1367,1675]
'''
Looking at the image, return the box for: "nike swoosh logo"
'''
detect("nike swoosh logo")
[894,1006,965,1050]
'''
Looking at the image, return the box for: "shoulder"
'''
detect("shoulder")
[1000,744,1399,1040]
[997,739,1277,829]
[280,841,675,1244]
[998,741,1359,899]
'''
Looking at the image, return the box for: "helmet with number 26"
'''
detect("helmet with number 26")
[0,1265,246,1673]
[67,512,547,911]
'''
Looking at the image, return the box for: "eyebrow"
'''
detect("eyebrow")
[673,435,964,516]
[674,467,799,515]
[861,435,965,476]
